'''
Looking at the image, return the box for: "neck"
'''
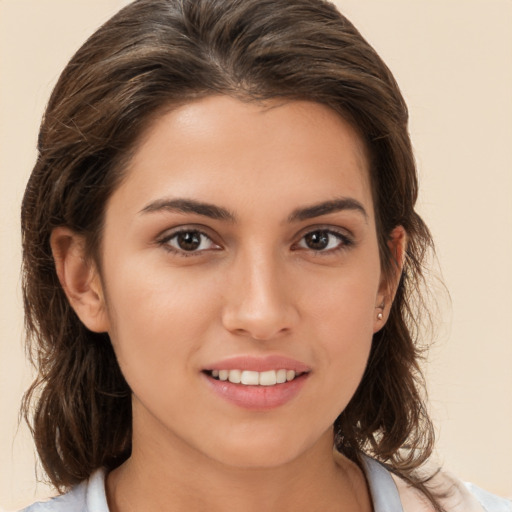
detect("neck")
[106,429,371,512]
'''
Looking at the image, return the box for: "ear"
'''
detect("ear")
[373,226,407,333]
[50,226,110,333]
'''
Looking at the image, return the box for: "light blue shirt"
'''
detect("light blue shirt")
[20,456,512,512]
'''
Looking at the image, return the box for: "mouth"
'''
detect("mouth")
[202,365,310,410]
[202,355,311,409]
[203,368,307,386]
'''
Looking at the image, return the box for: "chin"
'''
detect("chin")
[201,428,324,470]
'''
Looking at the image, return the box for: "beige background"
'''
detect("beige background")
[1,0,511,509]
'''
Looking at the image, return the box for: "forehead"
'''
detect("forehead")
[114,95,374,220]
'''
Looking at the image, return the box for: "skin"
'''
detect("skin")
[52,96,405,512]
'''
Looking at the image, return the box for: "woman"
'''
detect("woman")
[19,0,511,511]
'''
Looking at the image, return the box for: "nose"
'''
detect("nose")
[221,249,299,341]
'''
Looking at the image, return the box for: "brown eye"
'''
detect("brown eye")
[176,231,202,251]
[296,229,350,252]
[163,230,217,254]
[304,231,330,250]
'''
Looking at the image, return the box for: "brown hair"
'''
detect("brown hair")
[21,0,439,507]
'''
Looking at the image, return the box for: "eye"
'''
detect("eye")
[160,229,219,255]
[295,229,351,252]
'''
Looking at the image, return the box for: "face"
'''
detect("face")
[93,96,390,468]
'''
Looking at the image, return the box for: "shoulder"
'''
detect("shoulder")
[391,469,512,512]
[356,453,510,512]
[19,469,109,512]
[464,483,512,512]
[18,483,87,512]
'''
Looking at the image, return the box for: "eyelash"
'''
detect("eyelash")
[157,228,218,258]
[157,227,354,258]
[292,229,354,254]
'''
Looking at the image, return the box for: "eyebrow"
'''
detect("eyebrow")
[139,196,368,223]
[139,198,236,221]
[288,197,368,223]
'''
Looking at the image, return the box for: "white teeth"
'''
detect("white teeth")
[276,369,287,384]
[259,370,277,386]
[228,369,242,384]
[211,369,301,386]
[241,371,259,385]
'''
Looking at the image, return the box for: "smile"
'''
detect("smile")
[206,369,301,386]
[202,355,311,409]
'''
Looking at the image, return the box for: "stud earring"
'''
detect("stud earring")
[377,312,383,320]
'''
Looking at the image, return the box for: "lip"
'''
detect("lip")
[202,355,311,410]
[203,372,309,410]
[204,355,311,373]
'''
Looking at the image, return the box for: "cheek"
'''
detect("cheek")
[313,290,374,382]
[102,256,221,388]
[300,257,380,398]
[304,251,381,337]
